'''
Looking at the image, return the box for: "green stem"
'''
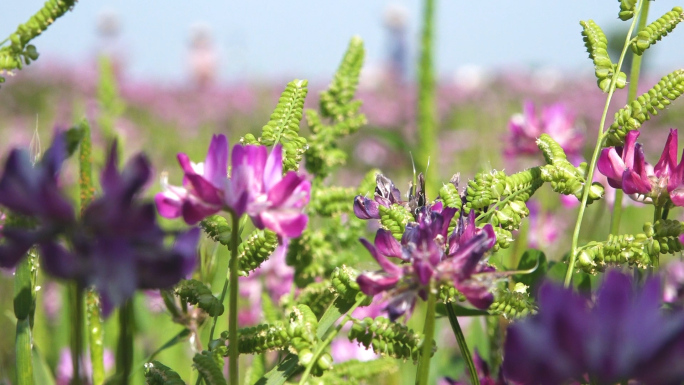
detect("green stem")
[564,0,645,287]
[116,299,135,384]
[298,297,365,385]
[416,0,437,192]
[610,0,650,236]
[86,290,105,385]
[14,254,35,385]
[69,284,85,385]
[415,284,437,385]
[228,213,240,385]
[445,303,480,385]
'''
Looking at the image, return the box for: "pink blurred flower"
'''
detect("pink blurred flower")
[506,101,583,158]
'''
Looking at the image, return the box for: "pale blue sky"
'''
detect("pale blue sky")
[2,1,683,82]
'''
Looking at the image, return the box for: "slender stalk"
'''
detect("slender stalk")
[415,284,437,385]
[416,0,437,191]
[228,213,240,385]
[298,297,365,385]
[86,291,105,385]
[609,0,650,236]
[445,303,480,385]
[116,300,135,384]
[564,1,644,287]
[14,254,35,385]
[69,284,85,385]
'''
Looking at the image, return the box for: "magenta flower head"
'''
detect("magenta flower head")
[156,134,228,224]
[357,206,497,321]
[503,270,684,385]
[156,135,310,240]
[506,101,583,158]
[598,128,684,207]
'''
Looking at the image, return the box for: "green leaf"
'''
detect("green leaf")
[146,329,191,362]
[514,249,548,294]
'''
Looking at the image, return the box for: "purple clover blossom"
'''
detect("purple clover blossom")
[156,134,311,241]
[506,101,583,158]
[503,270,684,385]
[357,206,497,321]
[598,129,684,207]
[664,260,684,306]
[0,137,200,316]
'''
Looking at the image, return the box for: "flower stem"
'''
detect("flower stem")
[298,296,365,385]
[14,254,35,385]
[415,284,437,385]
[228,213,240,385]
[564,0,644,287]
[445,303,480,385]
[610,0,650,236]
[116,299,135,384]
[86,290,105,385]
[416,0,437,192]
[69,283,85,385]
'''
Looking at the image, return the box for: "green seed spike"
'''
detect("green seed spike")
[378,204,413,240]
[580,19,627,92]
[311,186,357,216]
[232,322,289,354]
[174,279,224,317]
[606,69,684,145]
[631,7,684,55]
[237,229,278,275]
[241,79,308,172]
[144,361,186,385]
[1,0,77,82]
[193,352,228,385]
[348,317,428,362]
[618,0,638,21]
[489,284,538,320]
[200,215,232,246]
[305,37,367,180]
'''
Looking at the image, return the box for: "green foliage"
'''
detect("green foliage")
[606,69,684,145]
[580,19,627,92]
[464,170,507,214]
[193,351,228,385]
[0,0,76,82]
[287,217,366,287]
[513,249,548,295]
[174,279,224,317]
[201,215,232,246]
[144,361,185,385]
[537,134,604,204]
[77,118,94,212]
[416,0,437,185]
[348,316,427,362]
[618,0,638,21]
[243,79,308,172]
[305,36,367,179]
[576,219,684,273]
[314,358,398,385]
[292,280,337,317]
[631,7,684,55]
[489,283,538,319]
[238,229,278,276]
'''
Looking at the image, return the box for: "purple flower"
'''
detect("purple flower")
[157,136,311,239]
[598,129,684,207]
[155,134,228,224]
[0,138,200,316]
[506,101,583,158]
[56,347,114,385]
[503,270,684,385]
[357,207,497,321]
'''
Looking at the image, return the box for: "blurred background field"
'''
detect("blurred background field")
[1,1,683,384]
